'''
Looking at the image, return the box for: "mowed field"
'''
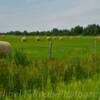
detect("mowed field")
[0,35,100,60]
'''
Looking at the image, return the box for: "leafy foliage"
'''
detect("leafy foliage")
[0,24,100,36]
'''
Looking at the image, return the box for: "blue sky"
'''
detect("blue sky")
[0,0,100,32]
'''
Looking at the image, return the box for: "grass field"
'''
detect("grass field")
[0,36,100,100]
[0,35,100,59]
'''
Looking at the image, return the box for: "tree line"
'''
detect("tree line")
[0,24,100,36]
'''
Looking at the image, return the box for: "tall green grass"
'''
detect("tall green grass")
[0,49,99,99]
[3,78,100,100]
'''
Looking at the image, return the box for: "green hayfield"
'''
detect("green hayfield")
[0,36,100,100]
[0,36,99,59]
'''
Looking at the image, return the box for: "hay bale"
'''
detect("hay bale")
[21,36,27,42]
[46,36,51,41]
[36,36,40,41]
[69,36,73,39]
[53,36,57,40]
[75,36,81,38]
[59,37,63,40]
[0,41,12,56]
[96,36,100,40]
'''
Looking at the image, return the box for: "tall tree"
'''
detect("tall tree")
[83,24,100,35]
[71,25,83,35]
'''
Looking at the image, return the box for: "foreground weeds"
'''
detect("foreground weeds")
[0,50,100,99]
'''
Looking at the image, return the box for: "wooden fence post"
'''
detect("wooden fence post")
[48,41,53,59]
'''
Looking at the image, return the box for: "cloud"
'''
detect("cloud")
[0,0,100,32]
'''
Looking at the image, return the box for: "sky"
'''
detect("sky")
[0,0,100,32]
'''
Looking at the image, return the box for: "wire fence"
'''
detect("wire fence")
[47,37,98,60]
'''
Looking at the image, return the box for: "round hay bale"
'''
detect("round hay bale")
[75,36,81,39]
[21,36,27,42]
[46,36,51,41]
[53,36,57,40]
[69,36,73,39]
[96,36,100,40]
[0,41,12,56]
[59,37,63,40]
[36,36,40,41]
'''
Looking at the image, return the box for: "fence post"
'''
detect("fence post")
[94,37,97,54]
[48,41,53,59]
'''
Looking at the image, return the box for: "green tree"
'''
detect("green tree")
[83,24,100,35]
[71,25,83,35]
